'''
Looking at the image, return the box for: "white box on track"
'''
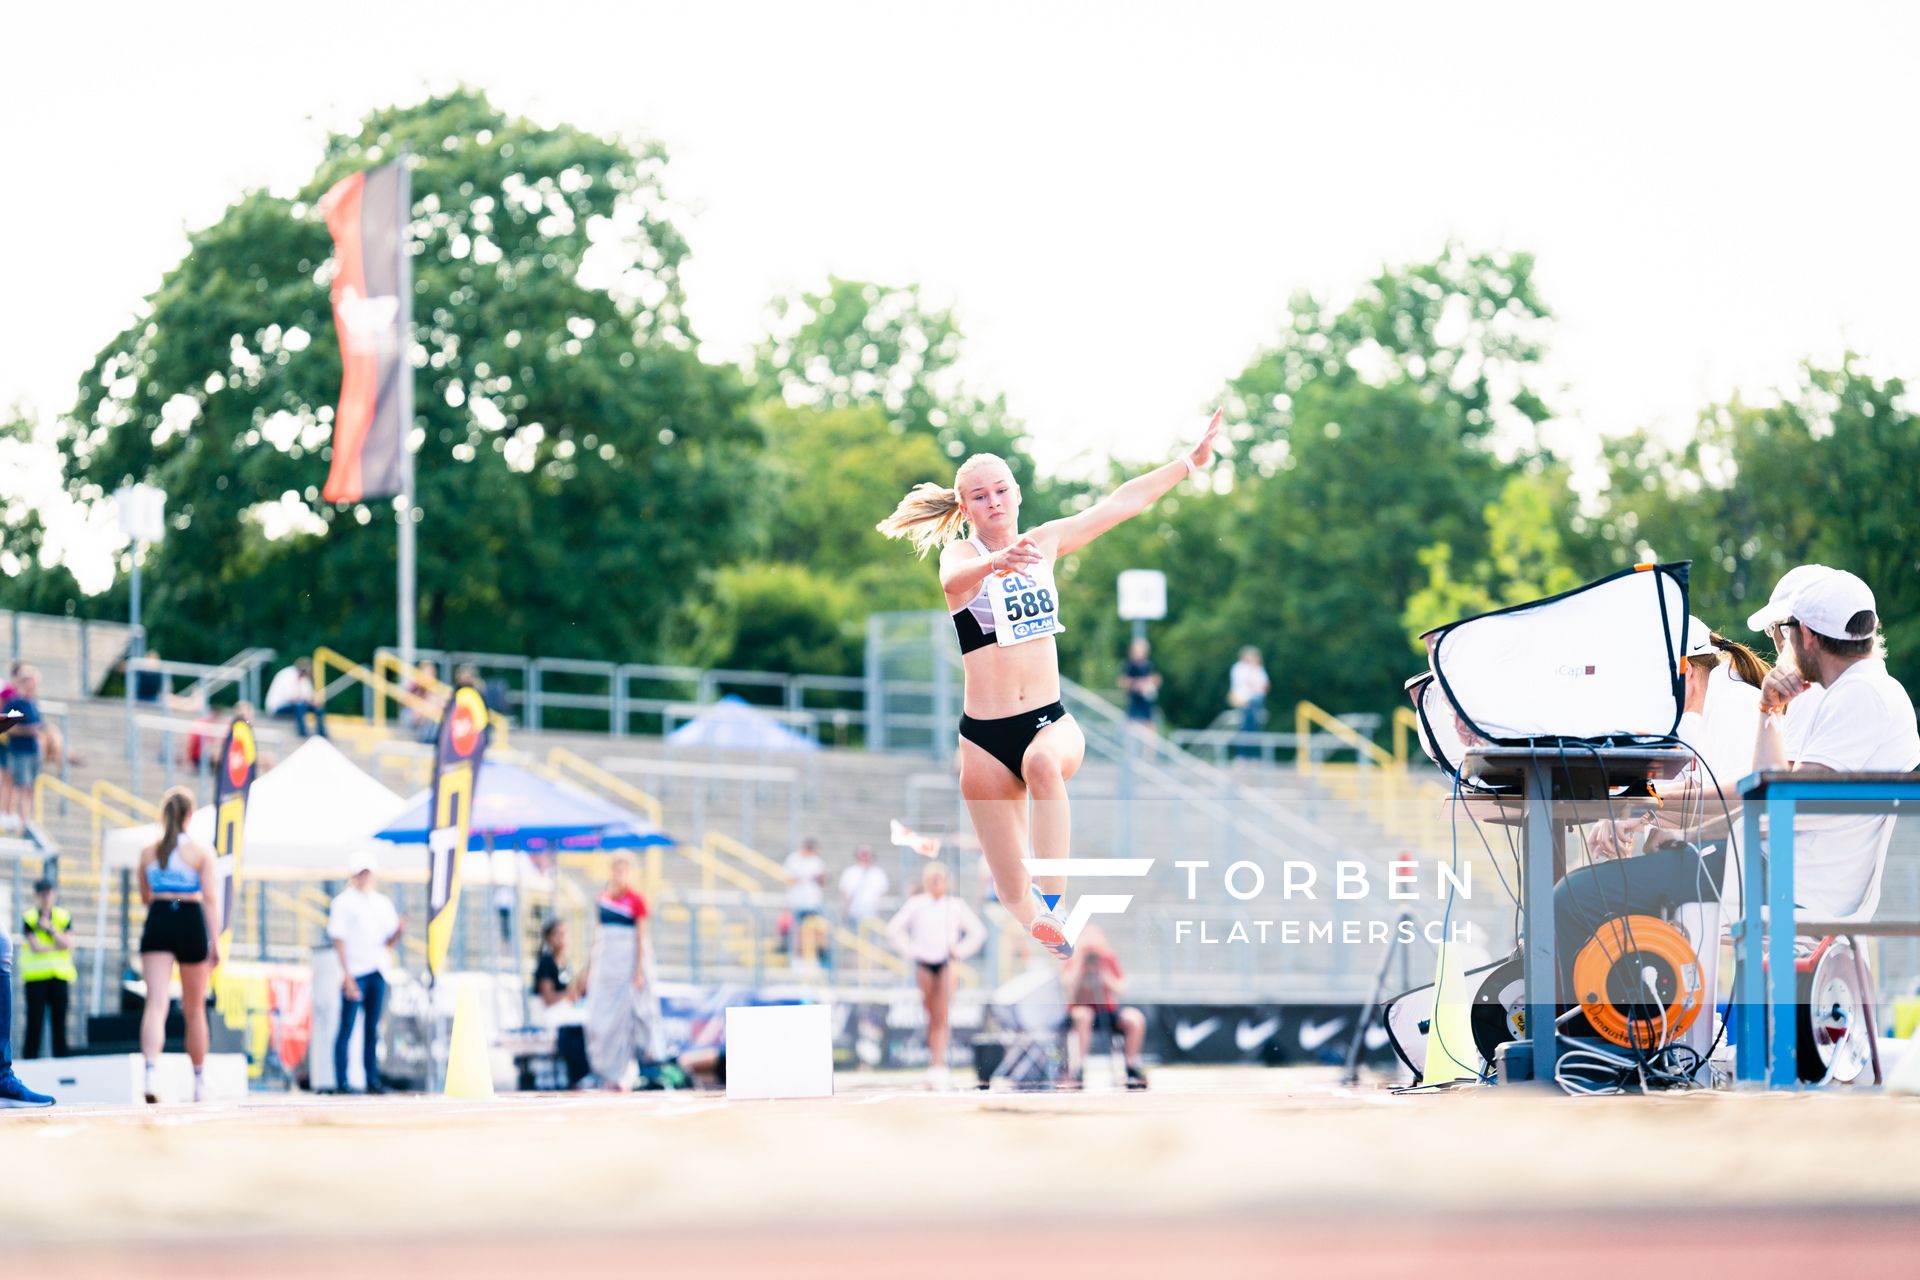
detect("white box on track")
[12,1052,248,1105]
[724,1004,833,1100]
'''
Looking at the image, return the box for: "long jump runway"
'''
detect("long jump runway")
[7,1068,1918,1276]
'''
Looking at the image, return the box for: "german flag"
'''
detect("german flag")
[318,160,410,503]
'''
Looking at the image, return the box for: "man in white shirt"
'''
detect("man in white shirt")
[1746,564,1833,762]
[838,845,889,930]
[265,657,327,739]
[1752,569,1920,920]
[328,852,405,1092]
[782,838,828,962]
[1228,646,1270,757]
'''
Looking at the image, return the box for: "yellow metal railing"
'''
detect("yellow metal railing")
[542,748,663,826]
[701,829,787,888]
[312,645,510,748]
[1392,706,1423,766]
[33,776,157,875]
[1296,700,1395,773]
[1295,700,1454,856]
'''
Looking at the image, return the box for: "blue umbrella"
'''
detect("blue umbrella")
[376,760,674,852]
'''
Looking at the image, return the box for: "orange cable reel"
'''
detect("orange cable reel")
[1572,915,1705,1050]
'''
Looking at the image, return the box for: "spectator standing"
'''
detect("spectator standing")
[1119,637,1161,731]
[138,787,222,1104]
[3,666,45,828]
[586,853,662,1090]
[885,862,986,1089]
[1227,646,1270,757]
[265,657,327,738]
[327,852,404,1094]
[0,712,53,1106]
[20,879,76,1059]
[838,845,890,931]
[782,837,829,962]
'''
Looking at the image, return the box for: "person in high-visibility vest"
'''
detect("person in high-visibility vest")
[0,709,55,1107]
[20,880,76,1060]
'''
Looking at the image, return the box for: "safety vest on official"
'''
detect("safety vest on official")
[19,907,77,983]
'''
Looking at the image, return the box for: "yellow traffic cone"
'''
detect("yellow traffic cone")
[1422,939,1480,1086]
[443,979,495,1100]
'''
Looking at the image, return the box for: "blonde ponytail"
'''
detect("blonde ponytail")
[876,483,968,559]
[876,454,1012,559]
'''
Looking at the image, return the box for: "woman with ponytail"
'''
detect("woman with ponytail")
[876,412,1221,960]
[1674,617,1770,801]
[136,786,221,1103]
[1592,617,1772,857]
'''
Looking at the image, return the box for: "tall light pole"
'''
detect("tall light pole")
[113,483,166,655]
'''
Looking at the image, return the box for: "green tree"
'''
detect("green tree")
[54,89,762,664]
[752,277,1055,496]
[667,401,953,676]
[1402,467,1586,641]
[671,561,864,678]
[1600,357,1920,689]
[1204,246,1557,721]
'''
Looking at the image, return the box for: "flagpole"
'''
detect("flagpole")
[395,150,418,666]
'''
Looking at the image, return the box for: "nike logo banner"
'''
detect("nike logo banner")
[319,160,410,504]
[1149,1004,1399,1067]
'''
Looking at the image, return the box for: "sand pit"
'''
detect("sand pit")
[6,1067,1920,1274]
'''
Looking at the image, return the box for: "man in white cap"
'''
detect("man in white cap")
[327,851,405,1093]
[1752,568,1920,919]
[1746,564,1834,762]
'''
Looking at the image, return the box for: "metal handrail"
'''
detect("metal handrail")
[1043,659,1344,856]
[701,829,788,886]
[541,747,665,826]
[1392,706,1423,766]
[312,645,510,746]
[1295,700,1395,771]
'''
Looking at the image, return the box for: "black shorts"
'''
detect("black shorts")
[918,959,949,979]
[139,900,210,964]
[959,702,1068,783]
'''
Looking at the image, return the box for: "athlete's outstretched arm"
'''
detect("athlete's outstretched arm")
[939,537,1042,601]
[1042,411,1220,557]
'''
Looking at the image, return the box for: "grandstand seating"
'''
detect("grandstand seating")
[6,623,1523,1059]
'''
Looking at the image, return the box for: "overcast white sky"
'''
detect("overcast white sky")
[6,2,1918,587]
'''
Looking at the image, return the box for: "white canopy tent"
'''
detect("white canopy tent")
[101,736,542,889]
[105,736,404,879]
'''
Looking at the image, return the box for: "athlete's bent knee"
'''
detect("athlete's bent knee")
[1024,753,1065,793]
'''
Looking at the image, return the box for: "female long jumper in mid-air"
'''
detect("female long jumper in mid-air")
[877,411,1222,958]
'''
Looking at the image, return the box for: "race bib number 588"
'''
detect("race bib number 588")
[989,563,1065,646]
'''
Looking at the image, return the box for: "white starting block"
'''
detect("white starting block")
[11,1053,248,1106]
[724,1004,833,1100]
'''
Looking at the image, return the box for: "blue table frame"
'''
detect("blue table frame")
[1733,770,1920,1087]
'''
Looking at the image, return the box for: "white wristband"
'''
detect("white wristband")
[1179,454,1197,476]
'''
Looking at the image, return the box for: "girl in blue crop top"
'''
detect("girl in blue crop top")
[877,412,1222,964]
[136,786,222,1102]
